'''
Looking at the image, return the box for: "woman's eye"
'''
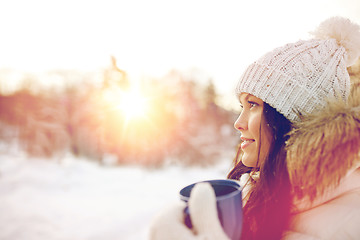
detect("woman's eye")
[249,101,258,109]
[238,101,258,111]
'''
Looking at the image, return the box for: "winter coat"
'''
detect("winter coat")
[283,167,360,240]
[282,82,360,240]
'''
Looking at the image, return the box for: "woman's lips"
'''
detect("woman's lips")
[241,137,255,149]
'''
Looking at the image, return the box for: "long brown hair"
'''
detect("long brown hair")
[228,103,292,240]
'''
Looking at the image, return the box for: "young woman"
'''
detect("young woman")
[150,16,360,240]
[227,94,293,239]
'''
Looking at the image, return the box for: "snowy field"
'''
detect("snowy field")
[0,146,233,240]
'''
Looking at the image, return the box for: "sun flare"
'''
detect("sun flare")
[118,89,149,120]
[101,86,151,128]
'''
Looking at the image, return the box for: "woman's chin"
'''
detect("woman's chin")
[241,155,257,168]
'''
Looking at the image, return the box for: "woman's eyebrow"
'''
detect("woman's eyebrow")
[247,96,258,102]
[238,93,250,103]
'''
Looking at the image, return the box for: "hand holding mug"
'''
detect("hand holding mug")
[149,179,242,240]
[180,180,243,240]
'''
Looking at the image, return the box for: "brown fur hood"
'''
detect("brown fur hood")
[286,83,360,202]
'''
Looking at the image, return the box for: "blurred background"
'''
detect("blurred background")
[0,0,359,239]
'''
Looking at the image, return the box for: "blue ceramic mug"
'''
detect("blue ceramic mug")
[179,179,243,240]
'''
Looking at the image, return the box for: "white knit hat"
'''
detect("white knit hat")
[236,16,360,121]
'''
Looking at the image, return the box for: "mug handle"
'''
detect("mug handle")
[183,205,223,229]
[183,206,193,228]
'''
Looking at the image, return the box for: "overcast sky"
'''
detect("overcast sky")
[0,0,359,99]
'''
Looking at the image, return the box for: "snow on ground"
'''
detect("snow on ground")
[0,150,233,240]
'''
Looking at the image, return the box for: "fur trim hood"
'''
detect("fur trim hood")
[286,82,360,202]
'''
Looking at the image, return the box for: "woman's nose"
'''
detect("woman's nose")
[234,113,247,131]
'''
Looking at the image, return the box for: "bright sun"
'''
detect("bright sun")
[101,86,150,129]
[118,89,149,120]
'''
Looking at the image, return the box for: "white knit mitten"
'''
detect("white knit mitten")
[149,183,229,240]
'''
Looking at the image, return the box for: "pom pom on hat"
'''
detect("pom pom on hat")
[311,16,360,66]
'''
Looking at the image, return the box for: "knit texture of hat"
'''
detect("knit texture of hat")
[236,16,360,121]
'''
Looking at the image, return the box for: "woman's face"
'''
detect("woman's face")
[234,93,273,168]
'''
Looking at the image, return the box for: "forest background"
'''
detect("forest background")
[0,59,240,167]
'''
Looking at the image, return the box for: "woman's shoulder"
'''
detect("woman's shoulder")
[285,188,360,240]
